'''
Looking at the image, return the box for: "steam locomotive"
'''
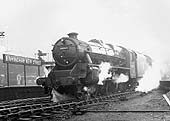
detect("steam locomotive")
[37,32,152,99]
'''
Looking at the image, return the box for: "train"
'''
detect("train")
[36,32,152,100]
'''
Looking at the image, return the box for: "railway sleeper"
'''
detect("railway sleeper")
[18,118,32,121]
[0,108,11,115]
[0,115,7,121]
[1,91,138,120]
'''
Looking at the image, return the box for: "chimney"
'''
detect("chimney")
[67,32,78,39]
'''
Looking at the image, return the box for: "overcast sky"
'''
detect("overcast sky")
[0,0,170,63]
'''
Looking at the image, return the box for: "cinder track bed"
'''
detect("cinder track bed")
[0,97,51,109]
[68,90,170,121]
[0,91,140,121]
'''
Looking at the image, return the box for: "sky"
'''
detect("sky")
[0,0,170,63]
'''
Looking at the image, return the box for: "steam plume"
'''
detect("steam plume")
[136,62,160,92]
[98,62,111,85]
[115,73,129,83]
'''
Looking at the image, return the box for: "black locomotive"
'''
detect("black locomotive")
[37,32,152,99]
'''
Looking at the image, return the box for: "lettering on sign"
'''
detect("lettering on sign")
[3,54,41,66]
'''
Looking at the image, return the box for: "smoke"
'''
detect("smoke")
[136,62,161,92]
[160,61,170,80]
[98,62,112,85]
[43,65,54,77]
[98,62,130,85]
[115,73,129,83]
[51,89,70,102]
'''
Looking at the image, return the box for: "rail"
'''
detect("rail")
[0,91,140,121]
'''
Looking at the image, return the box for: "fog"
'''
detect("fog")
[0,0,170,66]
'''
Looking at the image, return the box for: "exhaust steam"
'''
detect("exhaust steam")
[98,62,129,85]
[115,73,129,83]
[98,62,112,85]
[136,62,161,92]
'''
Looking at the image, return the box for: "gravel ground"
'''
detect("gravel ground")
[66,90,170,121]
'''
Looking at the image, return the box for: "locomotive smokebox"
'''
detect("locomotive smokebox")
[68,32,78,39]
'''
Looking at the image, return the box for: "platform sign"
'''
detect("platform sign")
[3,54,41,66]
[3,54,42,86]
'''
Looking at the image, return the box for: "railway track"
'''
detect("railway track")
[0,91,140,121]
[77,109,170,113]
[0,96,51,109]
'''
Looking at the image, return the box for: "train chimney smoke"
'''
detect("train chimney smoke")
[68,32,78,39]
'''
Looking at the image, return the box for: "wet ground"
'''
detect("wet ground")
[66,90,170,121]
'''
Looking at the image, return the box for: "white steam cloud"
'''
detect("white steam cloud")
[136,62,160,92]
[98,62,111,85]
[115,73,129,83]
[98,62,129,85]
